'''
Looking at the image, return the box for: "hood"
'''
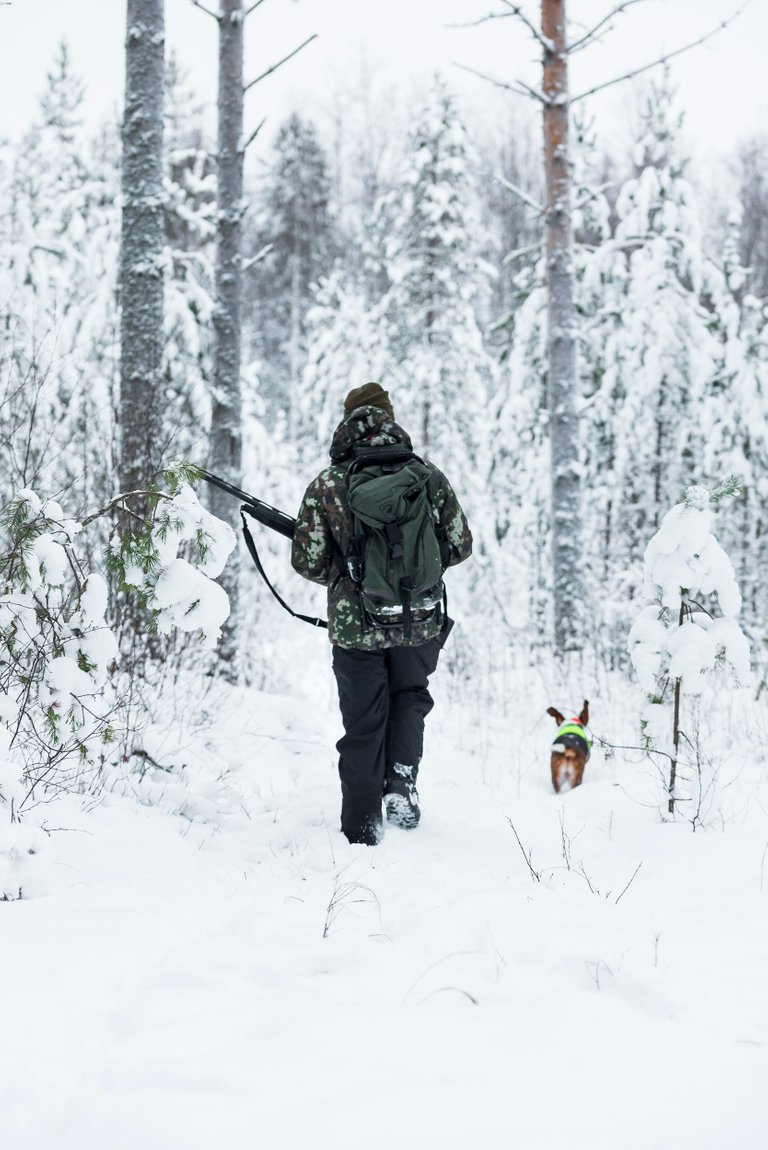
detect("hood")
[329,405,413,464]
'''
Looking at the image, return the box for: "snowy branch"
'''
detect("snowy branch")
[245,0,268,14]
[79,489,173,529]
[244,33,318,93]
[189,0,221,20]
[452,62,549,104]
[572,182,616,213]
[571,4,747,102]
[567,0,649,54]
[242,242,273,271]
[502,239,543,266]
[496,173,545,215]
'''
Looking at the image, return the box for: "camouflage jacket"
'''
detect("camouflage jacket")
[291,406,473,650]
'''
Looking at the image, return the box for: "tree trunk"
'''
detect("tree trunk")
[120,0,165,499]
[542,0,581,651]
[668,599,686,814]
[209,0,244,672]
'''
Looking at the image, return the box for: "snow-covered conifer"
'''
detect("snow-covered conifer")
[244,113,338,426]
[628,480,750,816]
[376,77,495,505]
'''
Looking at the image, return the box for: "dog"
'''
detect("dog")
[546,700,591,793]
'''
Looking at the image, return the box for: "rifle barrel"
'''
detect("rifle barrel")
[199,469,296,539]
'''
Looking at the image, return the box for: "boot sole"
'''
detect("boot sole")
[384,793,420,829]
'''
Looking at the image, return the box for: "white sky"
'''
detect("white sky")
[0,0,766,156]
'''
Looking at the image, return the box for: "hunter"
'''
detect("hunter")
[291,382,472,845]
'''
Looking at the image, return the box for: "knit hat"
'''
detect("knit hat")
[343,382,394,421]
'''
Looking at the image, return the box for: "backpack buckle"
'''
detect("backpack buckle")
[385,522,404,559]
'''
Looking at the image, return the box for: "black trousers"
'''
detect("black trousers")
[331,637,442,839]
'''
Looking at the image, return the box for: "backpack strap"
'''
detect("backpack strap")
[240,508,327,629]
[427,469,450,569]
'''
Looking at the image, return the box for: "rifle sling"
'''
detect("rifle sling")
[240,508,327,630]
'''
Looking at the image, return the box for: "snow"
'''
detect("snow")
[630,486,751,705]
[2,672,767,1148]
[151,557,230,647]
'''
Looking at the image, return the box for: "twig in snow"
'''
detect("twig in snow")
[506,817,541,882]
[614,861,643,905]
[415,986,478,1007]
[403,951,479,1002]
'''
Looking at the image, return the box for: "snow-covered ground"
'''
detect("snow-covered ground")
[3,661,768,1150]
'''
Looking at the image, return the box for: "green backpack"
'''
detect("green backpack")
[346,445,445,637]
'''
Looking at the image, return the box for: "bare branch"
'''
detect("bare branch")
[571,5,747,103]
[447,11,515,30]
[496,173,545,214]
[499,1,555,53]
[244,33,318,93]
[452,61,550,104]
[80,490,172,529]
[245,0,268,14]
[241,116,267,152]
[567,0,649,54]
[190,0,221,19]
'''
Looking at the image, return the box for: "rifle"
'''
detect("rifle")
[199,469,296,539]
[199,469,326,630]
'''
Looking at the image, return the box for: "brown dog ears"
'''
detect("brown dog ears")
[547,700,589,727]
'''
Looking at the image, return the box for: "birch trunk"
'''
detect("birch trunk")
[120,0,165,498]
[210,0,244,671]
[542,0,581,651]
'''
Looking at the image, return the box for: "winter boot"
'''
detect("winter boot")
[344,817,384,846]
[384,762,420,829]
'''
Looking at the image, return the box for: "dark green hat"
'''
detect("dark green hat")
[343,382,394,422]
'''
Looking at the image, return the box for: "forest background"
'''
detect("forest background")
[0,0,767,862]
[2,3,768,1145]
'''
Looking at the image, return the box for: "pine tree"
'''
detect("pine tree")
[702,214,768,640]
[580,74,725,653]
[161,55,216,467]
[297,270,389,460]
[244,112,337,426]
[0,43,119,510]
[376,77,494,493]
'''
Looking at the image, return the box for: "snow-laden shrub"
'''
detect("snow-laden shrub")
[627,479,751,820]
[111,478,235,649]
[0,465,235,898]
